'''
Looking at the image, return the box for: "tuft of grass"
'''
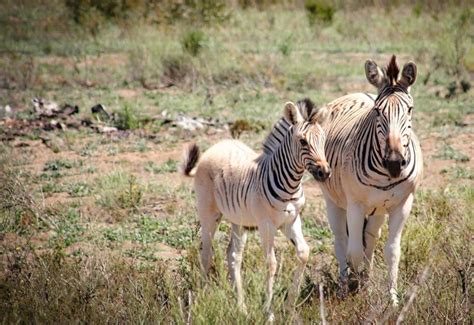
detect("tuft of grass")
[49,208,86,248]
[181,29,207,57]
[278,34,293,57]
[0,169,44,234]
[440,165,473,180]
[160,54,194,86]
[433,144,470,162]
[96,172,144,213]
[114,104,140,130]
[145,159,178,174]
[67,182,93,197]
[43,159,75,172]
[42,182,65,195]
[305,0,335,26]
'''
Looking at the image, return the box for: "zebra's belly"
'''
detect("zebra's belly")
[215,198,258,227]
[216,193,304,229]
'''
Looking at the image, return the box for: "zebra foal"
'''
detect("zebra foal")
[181,100,330,319]
[318,55,423,305]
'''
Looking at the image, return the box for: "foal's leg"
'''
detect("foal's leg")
[281,215,309,309]
[258,220,277,322]
[198,209,221,275]
[227,223,248,311]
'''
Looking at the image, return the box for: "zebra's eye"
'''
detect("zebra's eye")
[408,106,413,114]
[299,139,308,146]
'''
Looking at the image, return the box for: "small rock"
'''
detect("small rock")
[174,115,205,131]
[91,104,110,121]
[0,105,13,120]
[32,98,60,117]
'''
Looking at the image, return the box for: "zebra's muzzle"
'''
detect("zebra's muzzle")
[308,164,331,182]
[382,151,406,178]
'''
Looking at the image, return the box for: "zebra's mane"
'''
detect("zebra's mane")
[262,98,315,156]
[386,55,400,86]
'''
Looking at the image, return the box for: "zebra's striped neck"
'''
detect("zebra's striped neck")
[258,128,305,205]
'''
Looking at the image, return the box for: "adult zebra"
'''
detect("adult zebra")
[181,99,330,319]
[319,55,423,305]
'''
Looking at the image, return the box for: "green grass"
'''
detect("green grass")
[434,144,470,162]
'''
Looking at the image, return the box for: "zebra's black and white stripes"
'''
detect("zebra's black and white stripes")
[317,55,423,305]
[181,100,330,318]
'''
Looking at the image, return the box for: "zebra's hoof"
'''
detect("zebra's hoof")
[337,276,349,300]
[267,311,275,323]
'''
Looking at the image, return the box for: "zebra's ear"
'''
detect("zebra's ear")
[399,62,417,90]
[284,102,304,125]
[365,59,386,89]
[310,105,330,126]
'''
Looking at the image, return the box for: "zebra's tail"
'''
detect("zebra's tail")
[180,143,200,177]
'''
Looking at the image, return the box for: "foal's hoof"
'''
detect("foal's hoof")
[390,289,400,307]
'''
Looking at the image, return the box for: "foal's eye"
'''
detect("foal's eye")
[408,106,413,114]
[299,139,308,146]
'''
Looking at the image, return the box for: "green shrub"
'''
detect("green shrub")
[114,104,140,130]
[65,0,145,34]
[181,29,207,57]
[305,0,335,25]
[278,34,293,57]
[161,0,229,25]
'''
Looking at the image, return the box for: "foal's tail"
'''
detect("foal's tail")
[180,143,200,177]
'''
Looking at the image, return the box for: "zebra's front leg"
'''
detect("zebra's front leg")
[363,214,385,276]
[258,220,277,322]
[386,193,414,306]
[324,197,348,298]
[281,215,309,310]
[346,202,367,289]
[227,223,248,313]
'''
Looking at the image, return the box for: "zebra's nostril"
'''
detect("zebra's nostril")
[401,159,407,166]
[318,170,324,179]
[382,159,388,168]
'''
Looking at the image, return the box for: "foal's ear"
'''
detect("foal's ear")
[365,59,386,89]
[284,101,304,125]
[398,61,417,90]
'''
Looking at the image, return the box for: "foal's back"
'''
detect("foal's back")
[194,139,259,223]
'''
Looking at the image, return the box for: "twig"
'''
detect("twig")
[187,290,193,325]
[319,283,327,325]
[396,265,430,324]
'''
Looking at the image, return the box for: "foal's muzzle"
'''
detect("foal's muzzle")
[382,151,406,178]
[308,164,331,182]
